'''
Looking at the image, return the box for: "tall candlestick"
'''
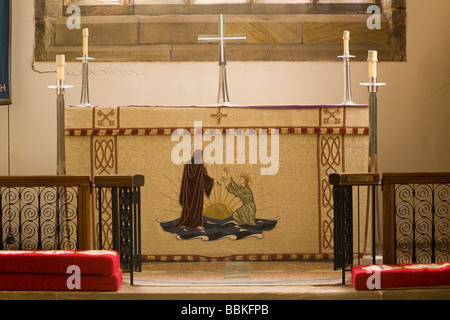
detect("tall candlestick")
[56,55,65,81]
[368,50,378,78]
[338,30,355,105]
[83,28,89,56]
[48,60,73,175]
[360,64,386,262]
[78,28,94,107]
[343,30,350,55]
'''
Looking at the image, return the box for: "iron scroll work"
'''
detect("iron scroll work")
[331,172,450,284]
[394,183,450,264]
[0,186,79,250]
[0,0,11,105]
[94,175,145,286]
[0,175,145,286]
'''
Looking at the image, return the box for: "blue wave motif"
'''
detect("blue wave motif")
[158,216,279,241]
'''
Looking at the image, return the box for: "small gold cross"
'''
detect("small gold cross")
[211,107,228,124]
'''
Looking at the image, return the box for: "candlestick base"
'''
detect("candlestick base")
[217,65,230,105]
[77,55,94,108]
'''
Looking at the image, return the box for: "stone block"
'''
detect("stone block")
[268,43,393,62]
[226,44,269,61]
[268,44,336,61]
[391,9,406,26]
[55,16,138,46]
[170,43,269,62]
[46,45,170,62]
[140,20,217,44]
[303,22,388,44]
[226,22,302,44]
[392,0,406,8]
[170,44,219,62]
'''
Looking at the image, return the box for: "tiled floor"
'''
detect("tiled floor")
[0,261,449,300]
[128,261,349,286]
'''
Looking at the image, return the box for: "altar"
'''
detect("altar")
[65,104,369,261]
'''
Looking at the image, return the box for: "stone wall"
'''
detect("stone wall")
[381,0,406,61]
[35,0,406,62]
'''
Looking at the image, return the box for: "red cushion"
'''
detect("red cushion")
[0,269,122,291]
[352,262,450,290]
[0,250,120,275]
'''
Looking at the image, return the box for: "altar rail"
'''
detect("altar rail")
[331,172,450,283]
[0,176,91,251]
[382,173,450,265]
[93,174,145,285]
[329,173,380,284]
[0,175,144,285]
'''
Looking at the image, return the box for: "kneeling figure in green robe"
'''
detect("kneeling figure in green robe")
[223,169,256,226]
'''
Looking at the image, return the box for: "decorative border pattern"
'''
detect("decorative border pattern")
[143,253,335,262]
[91,136,118,250]
[67,127,369,136]
[319,135,343,252]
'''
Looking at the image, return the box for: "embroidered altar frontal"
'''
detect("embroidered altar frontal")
[66,104,369,260]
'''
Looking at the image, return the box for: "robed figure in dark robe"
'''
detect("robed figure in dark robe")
[171,150,214,230]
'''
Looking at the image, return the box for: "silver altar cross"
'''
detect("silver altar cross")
[198,14,246,105]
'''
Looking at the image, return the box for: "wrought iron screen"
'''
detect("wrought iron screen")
[394,183,450,264]
[332,183,353,279]
[0,186,79,250]
[94,175,144,285]
[0,176,92,251]
[382,173,450,265]
[329,173,380,284]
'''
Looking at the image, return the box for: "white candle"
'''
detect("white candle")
[343,30,350,55]
[83,28,89,56]
[56,54,66,81]
[368,50,378,78]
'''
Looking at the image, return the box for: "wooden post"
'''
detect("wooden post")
[77,184,92,250]
[382,179,396,264]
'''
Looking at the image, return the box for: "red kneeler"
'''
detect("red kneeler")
[0,250,122,291]
[352,262,450,290]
